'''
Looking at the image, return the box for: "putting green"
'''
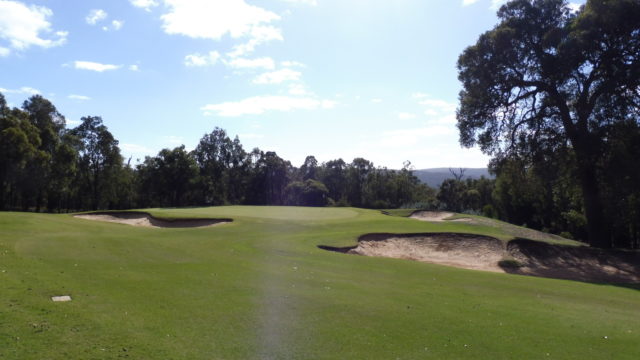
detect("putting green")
[1,206,639,359]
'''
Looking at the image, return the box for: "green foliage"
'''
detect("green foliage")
[497,258,524,269]
[457,0,640,248]
[285,179,329,206]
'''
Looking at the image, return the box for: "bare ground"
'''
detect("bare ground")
[74,212,231,228]
[320,233,640,284]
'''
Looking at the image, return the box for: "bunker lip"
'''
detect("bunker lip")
[74,211,232,228]
[408,210,471,222]
[320,232,640,284]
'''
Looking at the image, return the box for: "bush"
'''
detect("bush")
[498,258,524,268]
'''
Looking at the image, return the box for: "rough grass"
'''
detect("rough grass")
[1,206,639,359]
[384,209,583,246]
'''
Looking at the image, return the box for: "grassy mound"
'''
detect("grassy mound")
[1,206,639,359]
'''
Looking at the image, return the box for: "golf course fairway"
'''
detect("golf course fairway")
[1,206,639,359]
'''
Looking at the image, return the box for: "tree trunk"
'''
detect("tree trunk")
[575,153,611,248]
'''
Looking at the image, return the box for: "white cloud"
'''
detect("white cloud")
[0,86,40,95]
[0,0,67,51]
[129,64,140,71]
[110,20,124,31]
[462,0,479,6]
[184,51,220,67]
[202,95,336,117]
[160,0,283,58]
[68,94,91,101]
[371,98,382,103]
[281,60,306,68]
[0,46,10,56]
[280,0,317,5]
[412,92,429,99]
[224,56,275,70]
[73,61,121,72]
[161,0,280,40]
[419,98,457,113]
[226,25,282,58]
[253,68,301,84]
[86,9,107,25]
[288,83,310,96]
[398,112,416,120]
[130,0,159,11]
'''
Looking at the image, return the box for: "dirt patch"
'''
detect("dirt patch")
[74,212,232,228]
[409,211,471,222]
[320,233,640,284]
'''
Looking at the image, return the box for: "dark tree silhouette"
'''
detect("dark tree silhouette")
[456,0,640,248]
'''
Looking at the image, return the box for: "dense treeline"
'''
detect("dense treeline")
[2,92,638,248]
[0,93,434,213]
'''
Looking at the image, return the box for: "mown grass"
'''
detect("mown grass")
[1,206,639,359]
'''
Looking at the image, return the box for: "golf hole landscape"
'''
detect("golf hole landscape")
[2,0,640,358]
[1,206,639,359]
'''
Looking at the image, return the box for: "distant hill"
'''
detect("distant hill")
[413,168,493,188]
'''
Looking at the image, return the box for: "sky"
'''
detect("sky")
[0,0,584,169]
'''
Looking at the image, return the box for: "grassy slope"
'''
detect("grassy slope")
[0,207,638,359]
[384,209,583,246]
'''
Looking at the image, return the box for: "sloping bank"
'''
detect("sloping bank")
[320,233,640,284]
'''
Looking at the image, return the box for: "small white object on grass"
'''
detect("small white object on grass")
[51,295,72,302]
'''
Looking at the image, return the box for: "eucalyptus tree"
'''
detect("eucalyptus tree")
[0,95,43,209]
[456,0,640,247]
[71,116,123,210]
[194,127,234,205]
[21,95,66,210]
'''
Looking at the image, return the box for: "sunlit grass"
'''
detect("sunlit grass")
[1,207,638,359]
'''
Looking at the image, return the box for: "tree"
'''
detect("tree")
[299,155,318,180]
[318,159,347,204]
[0,99,43,209]
[285,179,329,206]
[151,145,198,207]
[193,127,233,205]
[246,150,291,205]
[21,95,66,210]
[456,0,640,248]
[347,158,374,207]
[71,116,123,210]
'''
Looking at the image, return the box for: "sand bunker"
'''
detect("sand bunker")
[351,233,504,272]
[74,212,231,228]
[320,233,640,284]
[409,211,470,222]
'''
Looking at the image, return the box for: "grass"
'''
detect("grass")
[1,206,639,359]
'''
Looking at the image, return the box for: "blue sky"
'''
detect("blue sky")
[0,0,583,169]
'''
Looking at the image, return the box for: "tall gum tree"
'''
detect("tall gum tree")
[456,0,640,248]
